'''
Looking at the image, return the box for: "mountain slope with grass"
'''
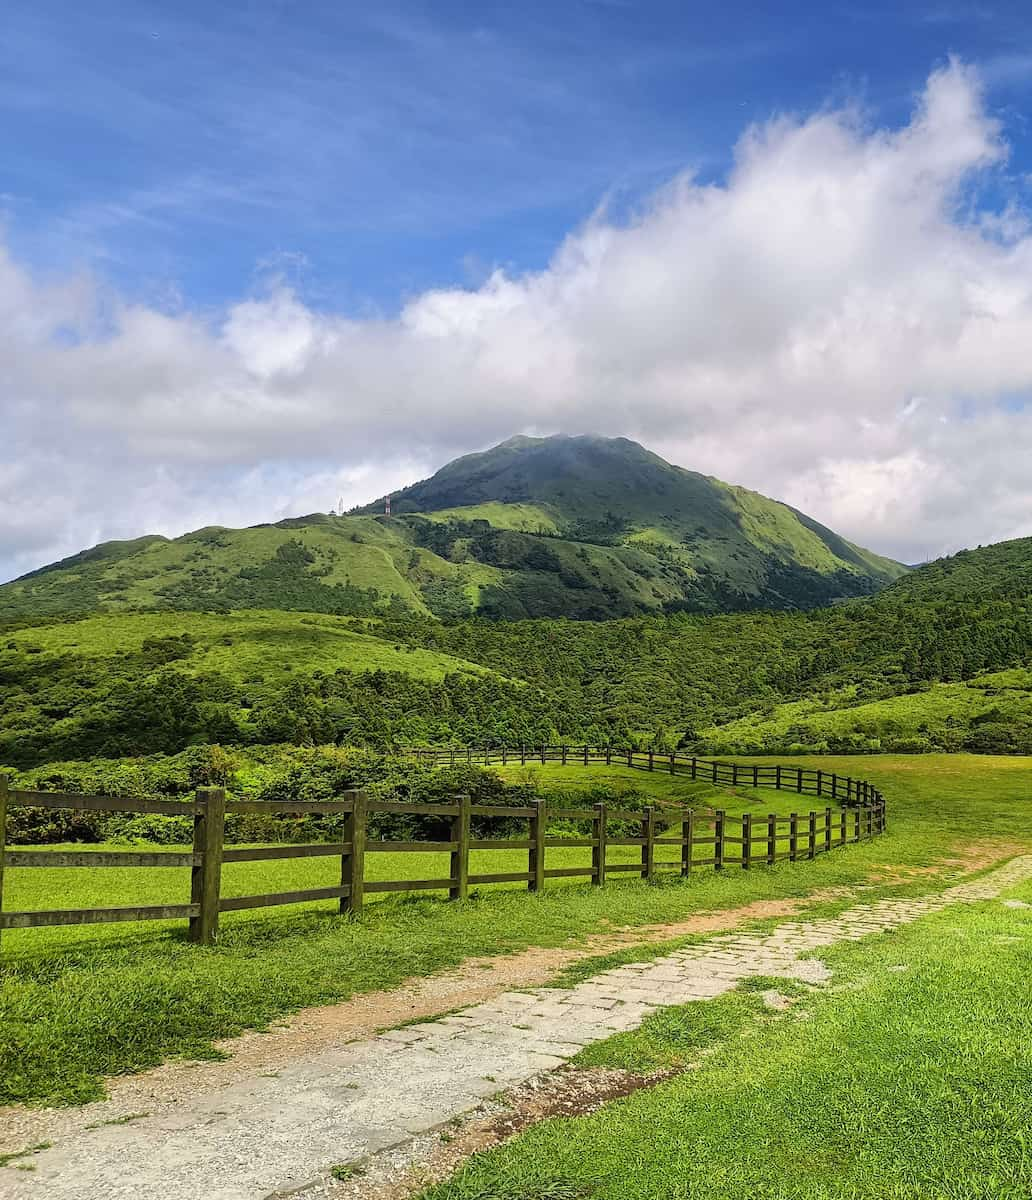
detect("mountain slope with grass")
[877,534,1032,603]
[0,435,906,621]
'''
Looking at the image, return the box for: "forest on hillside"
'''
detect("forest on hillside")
[3,588,1031,771]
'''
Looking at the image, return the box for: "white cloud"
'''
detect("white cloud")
[3,58,1032,581]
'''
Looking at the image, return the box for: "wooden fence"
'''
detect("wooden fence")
[0,757,886,948]
[406,746,886,808]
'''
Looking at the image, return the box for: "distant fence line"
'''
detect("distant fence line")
[405,745,886,808]
[0,756,886,948]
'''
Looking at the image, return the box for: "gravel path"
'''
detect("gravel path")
[3,855,1029,1200]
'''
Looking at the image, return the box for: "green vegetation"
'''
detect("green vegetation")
[0,435,906,623]
[2,754,1029,1107]
[704,667,1032,756]
[881,534,1032,603]
[420,879,1032,1200]
[4,565,1031,768]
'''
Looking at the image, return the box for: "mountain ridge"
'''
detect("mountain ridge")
[1,434,907,621]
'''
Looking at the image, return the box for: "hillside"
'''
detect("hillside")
[1,435,907,621]
[3,540,1030,768]
[878,536,1032,603]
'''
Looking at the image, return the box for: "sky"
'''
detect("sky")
[4,0,1032,582]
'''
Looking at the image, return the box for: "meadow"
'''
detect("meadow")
[2,755,1029,1108]
[421,872,1032,1200]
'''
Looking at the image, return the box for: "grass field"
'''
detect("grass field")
[7,610,493,685]
[420,874,1032,1200]
[705,667,1032,750]
[1,755,1029,1108]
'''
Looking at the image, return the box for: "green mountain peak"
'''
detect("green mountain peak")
[1,434,907,621]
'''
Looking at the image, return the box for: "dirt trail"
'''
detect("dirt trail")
[0,841,1020,1179]
[3,853,1029,1200]
[0,887,847,1154]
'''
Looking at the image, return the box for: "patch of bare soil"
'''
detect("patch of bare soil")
[0,888,842,1153]
[315,1065,675,1200]
[868,839,1029,884]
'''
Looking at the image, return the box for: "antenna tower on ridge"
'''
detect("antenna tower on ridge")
[384,494,392,517]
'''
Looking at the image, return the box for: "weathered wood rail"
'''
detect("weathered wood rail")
[407,745,886,807]
[0,755,886,948]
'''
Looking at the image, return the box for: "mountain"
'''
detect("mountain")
[0,434,907,621]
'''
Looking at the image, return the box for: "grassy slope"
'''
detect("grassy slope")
[423,875,1032,1200]
[374,435,907,593]
[1,436,906,621]
[1,755,1029,1106]
[8,610,493,684]
[0,516,506,619]
[705,667,1032,749]
[880,534,1032,602]
[422,502,561,534]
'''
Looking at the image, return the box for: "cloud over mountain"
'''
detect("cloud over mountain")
[4,59,1032,580]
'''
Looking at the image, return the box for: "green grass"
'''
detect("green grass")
[705,668,1032,751]
[422,503,561,535]
[489,762,814,816]
[7,610,493,685]
[419,879,1032,1200]
[1,755,1028,1109]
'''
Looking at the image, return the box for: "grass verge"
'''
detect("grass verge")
[1,755,1028,1109]
[418,880,1032,1200]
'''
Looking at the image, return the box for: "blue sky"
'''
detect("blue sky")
[4,1,1032,581]
[5,0,1032,315]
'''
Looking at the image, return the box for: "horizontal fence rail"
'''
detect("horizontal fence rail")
[404,745,886,808]
[0,756,886,948]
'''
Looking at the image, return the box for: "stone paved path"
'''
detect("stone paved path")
[4,855,1030,1200]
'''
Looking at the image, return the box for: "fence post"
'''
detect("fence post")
[606,746,612,766]
[767,814,777,865]
[541,746,546,764]
[691,756,698,780]
[789,812,799,861]
[775,765,781,790]
[449,794,471,901]
[669,753,675,775]
[753,765,759,788]
[682,810,694,877]
[0,775,7,953]
[840,807,848,846]
[501,747,507,766]
[797,767,803,793]
[341,790,367,915]
[189,787,225,945]
[562,745,568,766]
[529,799,546,892]
[521,745,526,765]
[648,750,654,772]
[824,807,833,854]
[714,810,726,871]
[854,806,862,843]
[742,813,751,870]
[583,745,589,766]
[713,761,718,784]
[592,802,607,887]
[816,769,823,797]
[641,806,656,878]
[808,811,817,859]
